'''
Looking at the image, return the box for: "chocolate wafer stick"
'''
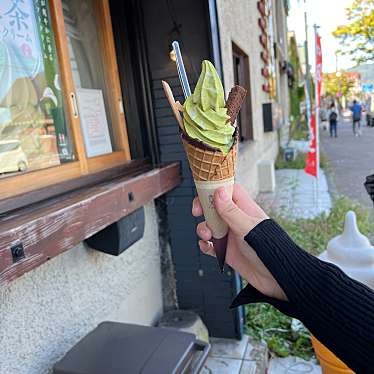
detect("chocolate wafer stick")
[225,85,247,125]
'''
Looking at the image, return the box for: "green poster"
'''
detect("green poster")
[33,0,73,162]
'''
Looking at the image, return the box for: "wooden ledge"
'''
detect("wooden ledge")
[0,162,181,285]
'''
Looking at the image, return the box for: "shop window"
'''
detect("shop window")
[0,0,131,200]
[232,42,253,141]
[62,0,125,155]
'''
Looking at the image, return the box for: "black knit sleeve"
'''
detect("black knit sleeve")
[231,219,374,373]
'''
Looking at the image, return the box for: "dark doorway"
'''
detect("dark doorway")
[232,43,253,141]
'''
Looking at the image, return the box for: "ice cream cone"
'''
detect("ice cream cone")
[162,66,246,272]
[182,133,237,271]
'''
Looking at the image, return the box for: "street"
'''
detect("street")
[321,114,374,209]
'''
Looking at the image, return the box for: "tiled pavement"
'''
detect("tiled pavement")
[257,169,332,219]
[201,335,268,374]
[201,336,321,373]
[268,357,321,374]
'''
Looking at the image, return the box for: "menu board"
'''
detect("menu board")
[75,88,112,157]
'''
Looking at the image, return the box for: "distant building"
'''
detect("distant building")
[347,72,362,95]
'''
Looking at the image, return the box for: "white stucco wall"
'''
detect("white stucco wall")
[216,0,280,197]
[0,202,163,374]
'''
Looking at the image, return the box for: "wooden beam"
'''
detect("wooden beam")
[0,162,181,284]
[0,159,150,214]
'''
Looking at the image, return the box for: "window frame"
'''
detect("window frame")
[0,0,131,201]
[232,42,254,141]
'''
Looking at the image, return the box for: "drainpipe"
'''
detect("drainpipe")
[207,0,224,84]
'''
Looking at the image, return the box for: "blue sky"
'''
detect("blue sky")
[288,0,356,73]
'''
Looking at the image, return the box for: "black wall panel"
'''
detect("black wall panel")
[114,0,244,339]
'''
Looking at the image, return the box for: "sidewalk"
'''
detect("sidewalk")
[321,117,374,209]
[257,169,332,219]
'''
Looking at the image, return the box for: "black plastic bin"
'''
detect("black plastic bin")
[53,321,210,374]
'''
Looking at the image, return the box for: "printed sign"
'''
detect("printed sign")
[316,35,323,106]
[75,88,112,158]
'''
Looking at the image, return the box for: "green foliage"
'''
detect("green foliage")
[319,152,330,171]
[274,195,373,256]
[323,71,356,98]
[288,35,302,120]
[289,118,308,141]
[245,197,373,358]
[275,150,307,170]
[275,147,329,171]
[245,303,314,359]
[333,0,374,64]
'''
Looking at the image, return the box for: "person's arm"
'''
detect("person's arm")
[193,186,374,373]
[232,219,374,373]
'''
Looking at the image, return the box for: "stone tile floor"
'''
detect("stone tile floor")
[201,336,321,373]
[257,169,332,219]
[201,335,267,374]
[268,357,321,374]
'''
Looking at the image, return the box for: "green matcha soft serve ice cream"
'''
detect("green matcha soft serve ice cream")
[183,60,234,154]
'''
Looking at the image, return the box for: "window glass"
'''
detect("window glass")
[62,0,118,156]
[0,0,74,177]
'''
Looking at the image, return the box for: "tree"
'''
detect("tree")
[333,0,374,64]
[323,72,356,98]
[288,35,302,120]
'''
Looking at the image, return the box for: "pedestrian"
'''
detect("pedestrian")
[319,106,328,131]
[192,184,374,374]
[328,103,338,138]
[350,99,362,136]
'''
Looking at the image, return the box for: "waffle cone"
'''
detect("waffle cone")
[182,135,237,272]
[182,137,237,182]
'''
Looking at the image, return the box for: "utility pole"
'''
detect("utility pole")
[314,24,320,181]
[304,11,310,88]
[304,2,312,132]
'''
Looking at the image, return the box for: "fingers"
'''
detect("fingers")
[193,183,268,238]
[197,222,215,257]
[192,196,203,217]
[193,184,267,219]
[213,187,261,237]
[196,221,212,241]
[198,240,216,257]
[232,184,267,218]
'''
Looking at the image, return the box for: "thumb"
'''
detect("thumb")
[214,187,258,237]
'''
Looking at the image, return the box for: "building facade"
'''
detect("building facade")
[0,1,290,373]
[217,0,289,195]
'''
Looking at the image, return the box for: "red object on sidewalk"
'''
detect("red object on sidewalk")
[305,114,317,177]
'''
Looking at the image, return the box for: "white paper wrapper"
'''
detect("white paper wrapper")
[194,178,234,239]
